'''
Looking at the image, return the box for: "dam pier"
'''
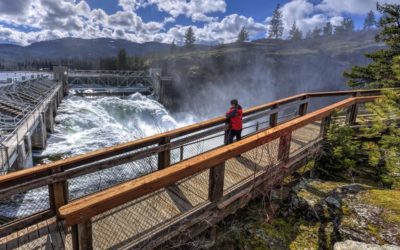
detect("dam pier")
[0,67,68,172]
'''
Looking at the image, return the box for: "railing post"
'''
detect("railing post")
[269,105,278,128]
[320,115,332,137]
[158,137,171,170]
[346,93,359,125]
[180,145,184,161]
[49,167,68,218]
[224,121,230,145]
[278,132,292,163]
[208,162,225,202]
[72,220,93,250]
[298,97,308,116]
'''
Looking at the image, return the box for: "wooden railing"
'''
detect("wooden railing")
[0,89,384,240]
[58,94,379,249]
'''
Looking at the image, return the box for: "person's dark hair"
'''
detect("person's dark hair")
[230,99,238,106]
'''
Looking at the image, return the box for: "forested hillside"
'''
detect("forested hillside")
[153,31,383,117]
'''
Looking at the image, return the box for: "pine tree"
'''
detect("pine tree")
[288,22,303,40]
[335,17,354,35]
[170,39,176,53]
[185,27,196,48]
[268,4,284,39]
[305,30,313,39]
[344,3,400,88]
[117,48,127,70]
[342,3,400,187]
[311,27,322,38]
[364,10,376,30]
[323,22,333,36]
[237,27,249,43]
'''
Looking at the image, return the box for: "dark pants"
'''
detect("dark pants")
[228,129,242,144]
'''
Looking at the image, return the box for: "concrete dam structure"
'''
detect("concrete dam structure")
[0,67,171,173]
[0,87,390,249]
[0,67,67,172]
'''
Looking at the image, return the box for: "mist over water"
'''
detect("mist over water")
[38,93,196,160]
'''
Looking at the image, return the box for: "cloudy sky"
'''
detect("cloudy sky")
[0,0,398,46]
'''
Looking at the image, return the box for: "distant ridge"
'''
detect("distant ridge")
[0,38,174,61]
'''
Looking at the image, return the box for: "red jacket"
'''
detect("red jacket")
[226,105,243,130]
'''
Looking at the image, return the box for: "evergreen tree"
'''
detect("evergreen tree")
[305,30,313,39]
[237,27,249,43]
[268,4,284,39]
[335,17,354,35]
[311,27,322,38]
[117,48,127,70]
[185,27,196,48]
[364,10,377,30]
[342,4,400,187]
[288,22,303,40]
[323,22,333,36]
[170,39,176,53]
[344,3,400,88]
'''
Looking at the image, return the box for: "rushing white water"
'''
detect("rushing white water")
[0,93,198,219]
[39,93,195,160]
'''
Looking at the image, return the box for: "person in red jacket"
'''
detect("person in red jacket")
[226,99,243,144]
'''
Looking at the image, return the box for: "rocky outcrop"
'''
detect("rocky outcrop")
[334,240,400,250]
[289,179,400,246]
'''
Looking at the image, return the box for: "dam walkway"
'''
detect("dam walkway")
[0,89,386,249]
[0,73,66,172]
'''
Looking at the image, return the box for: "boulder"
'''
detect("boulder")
[289,179,400,245]
[334,240,400,250]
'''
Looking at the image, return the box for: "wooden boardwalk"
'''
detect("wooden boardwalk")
[0,122,321,250]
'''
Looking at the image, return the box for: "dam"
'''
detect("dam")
[0,67,172,173]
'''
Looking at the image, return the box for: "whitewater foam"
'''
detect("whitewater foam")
[39,93,194,159]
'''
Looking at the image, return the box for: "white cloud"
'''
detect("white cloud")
[146,0,226,22]
[166,14,266,45]
[0,0,398,46]
[317,0,400,15]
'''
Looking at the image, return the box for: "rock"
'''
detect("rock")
[289,179,400,245]
[339,189,400,245]
[334,240,400,250]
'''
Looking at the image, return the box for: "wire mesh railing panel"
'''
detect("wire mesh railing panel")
[171,133,225,165]
[0,185,50,223]
[174,169,210,207]
[92,188,182,249]
[356,103,377,123]
[67,154,158,201]
[223,139,280,192]
[0,217,71,250]
[290,120,322,155]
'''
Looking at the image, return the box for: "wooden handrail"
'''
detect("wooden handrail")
[59,95,379,226]
[0,89,385,186]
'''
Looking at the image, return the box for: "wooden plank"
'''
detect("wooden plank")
[59,96,378,226]
[0,210,54,238]
[298,98,308,116]
[37,219,52,250]
[278,132,292,163]
[49,168,68,218]
[46,219,63,250]
[158,137,171,170]
[208,163,225,202]
[346,104,358,125]
[74,220,92,250]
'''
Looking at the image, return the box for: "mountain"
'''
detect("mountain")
[0,38,173,61]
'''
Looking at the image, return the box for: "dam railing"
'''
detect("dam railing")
[0,77,63,171]
[0,89,386,249]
